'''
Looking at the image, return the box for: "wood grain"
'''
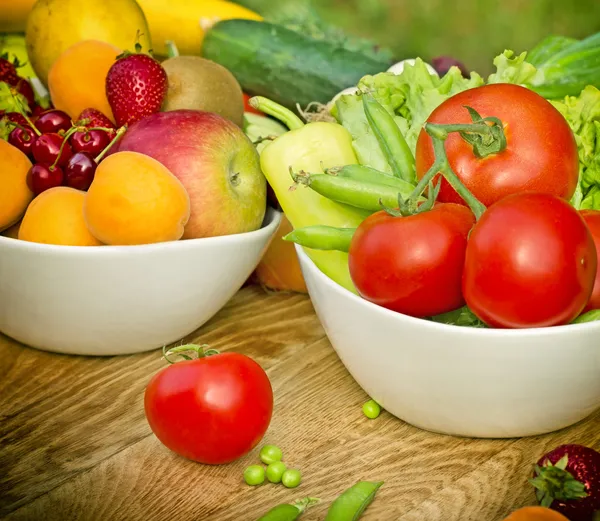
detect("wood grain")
[1,285,599,521]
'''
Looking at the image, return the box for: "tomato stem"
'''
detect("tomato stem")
[162,344,220,364]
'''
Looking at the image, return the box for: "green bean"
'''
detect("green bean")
[283,226,356,253]
[324,481,384,521]
[326,164,416,191]
[257,497,320,521]
[363,94,416,184]
[293,172,414,212]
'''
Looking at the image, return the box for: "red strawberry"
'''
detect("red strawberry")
[2,111,31,129]
[15,78,35,110]
[76,108,116,133]
[530,444,600,521]
[105,49,167,127]
[0,55,19,86]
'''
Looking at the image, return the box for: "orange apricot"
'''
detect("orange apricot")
[19,187,103,246]
[48,40,120,123]
[502,506,570,521]
[0,140,34,232]
[83,151,191,245]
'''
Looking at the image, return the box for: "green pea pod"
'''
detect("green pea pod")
[284,225,356,252]
[572,309,600,324]
[293,172,415,212]
[362,94,416,184]
[328,164,415,191]
[324,481,383,521]
[257,497,320,521]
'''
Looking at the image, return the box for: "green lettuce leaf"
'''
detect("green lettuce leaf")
[332,59,484,173]
[487,50,543,86]
[549,85,600,209]
[430,306,487,328]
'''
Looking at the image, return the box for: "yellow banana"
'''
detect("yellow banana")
[136,0,262,57]
[0,0,37,32]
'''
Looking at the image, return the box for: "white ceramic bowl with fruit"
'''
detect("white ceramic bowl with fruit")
[295,244,600,439]
[0,208,280,356]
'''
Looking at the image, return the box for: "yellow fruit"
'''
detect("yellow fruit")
[84,151,191,245]
[2,221,21,239]
[0,0,36,32]
[48,40,119,123]
[19,187,103,246]
[136,0,262,57]
[25,0,152,85]
[0,139,34,232]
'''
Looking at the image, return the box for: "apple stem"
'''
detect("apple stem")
[95,125,127,163]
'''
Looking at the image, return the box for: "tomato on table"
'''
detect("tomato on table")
[415,84,579,207]
[144,348,273,464]
[348,203,475,318]
[463,192,597,328]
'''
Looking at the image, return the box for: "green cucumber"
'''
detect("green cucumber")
[202,19,393,110]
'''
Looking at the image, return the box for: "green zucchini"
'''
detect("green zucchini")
[202,19,393,111]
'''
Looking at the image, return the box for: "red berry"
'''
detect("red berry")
[8,126,37,156]
[76,108,116,132]
[64,152,97,191]
[15,78,35,110]
[0,56,19,85]
[31,104,47,117]
[2,111,30,129]
[105,52,167,127]
[35,109,72,134]
[32,133,73,166]
[26,164,64,196]
[69,129,110,156]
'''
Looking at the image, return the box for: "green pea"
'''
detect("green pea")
[244,464,266,486]
[266,461,287,483]
[256,497,320,521]
[281,469,302,488]
[362,399,381,419]
[260,444,283,465]
[324,481,384,520]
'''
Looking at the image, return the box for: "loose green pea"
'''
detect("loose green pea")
[266,461,287,483]
[260,444,283,465]
[362,399,381,419]
[244,464,266,486]
[281,468,302,488]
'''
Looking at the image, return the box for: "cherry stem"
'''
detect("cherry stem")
[11,94,41,136]
[162,344,220,364]
[50,126,81,169]
[94,125,127,163]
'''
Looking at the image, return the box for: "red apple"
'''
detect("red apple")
[117,110,266,239]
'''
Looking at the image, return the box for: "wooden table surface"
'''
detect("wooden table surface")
[1,285,599,521]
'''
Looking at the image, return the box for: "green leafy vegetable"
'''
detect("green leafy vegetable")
[332,60,483,173]
[430,306,487,328]
[0,81,30,115]
[527,35,579,67]
[487,50,542,85]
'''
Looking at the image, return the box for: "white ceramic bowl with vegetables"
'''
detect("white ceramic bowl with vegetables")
[0,208,281,356]
[295,244,600,438]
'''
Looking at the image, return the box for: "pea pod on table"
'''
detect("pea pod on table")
[325,481,384,521]
[257,497,320,521]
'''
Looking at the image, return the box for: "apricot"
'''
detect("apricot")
[84,151,191,245]
[48,40,120,123]
[19,187,103,246]
[1,221,21,239]
[0,140,34,232]
[501,506,570,521]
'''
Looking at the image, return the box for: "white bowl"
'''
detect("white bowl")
[0,208,281,356]
[295,244,600,438]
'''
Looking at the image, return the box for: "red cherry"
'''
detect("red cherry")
[8,126,37,156]
[26,164,64,196]
[69,129,110,156]
[32,133,72,166]
[64,152,97,191]
[31,104,47,117]
[35,109,72,134]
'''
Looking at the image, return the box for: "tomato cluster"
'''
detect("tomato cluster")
[348,84,599,329]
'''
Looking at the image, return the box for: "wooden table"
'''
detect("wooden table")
[1,286,599,521]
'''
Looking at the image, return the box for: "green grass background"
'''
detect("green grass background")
[314,0,600,74]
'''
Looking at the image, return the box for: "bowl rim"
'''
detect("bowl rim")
[294,243,600,337]
[0,207,282,255]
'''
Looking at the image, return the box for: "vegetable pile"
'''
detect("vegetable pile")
[247,32,600,329]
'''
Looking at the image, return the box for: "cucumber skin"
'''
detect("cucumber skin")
[202,19,393,110]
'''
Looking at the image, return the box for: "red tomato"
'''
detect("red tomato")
[580,210,600,313]
[144,352,273,464]
[463,192,597,328]
[243,93,263,115]
[348,203,475,317]
[415,84,579,207]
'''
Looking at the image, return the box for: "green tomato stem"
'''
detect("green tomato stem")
[249,96,305,130]
[162,343,220,364]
